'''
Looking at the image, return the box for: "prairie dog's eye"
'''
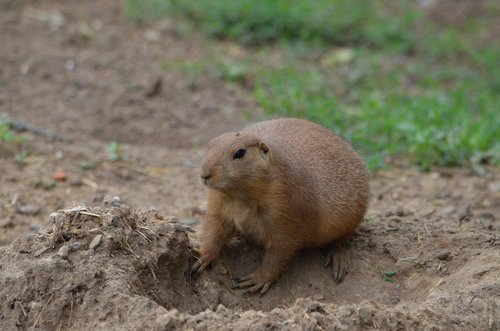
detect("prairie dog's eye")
[233,149,246,159]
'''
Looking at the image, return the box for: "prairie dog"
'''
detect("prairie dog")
[193,118,369,294]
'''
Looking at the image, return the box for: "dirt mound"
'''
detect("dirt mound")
[0,198,192,330]
[1,194,498,330]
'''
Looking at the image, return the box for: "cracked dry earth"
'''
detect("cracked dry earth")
[0,0,499,330]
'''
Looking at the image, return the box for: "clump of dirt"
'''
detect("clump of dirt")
[0,198,195,330]
[1,192,498,330]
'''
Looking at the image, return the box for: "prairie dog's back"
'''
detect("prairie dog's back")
[243,118,368,225]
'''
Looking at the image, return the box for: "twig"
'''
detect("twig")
[149,266,158,282]
[78,211,101,218]
[136,229,152,243]
[121,165,167,180]
[6,115,70,142]
[124,243,139,258]
[17,301,27,317]
[173,288,185,298]
[81,178,98,189]
[31,293,55,331]
[137,225,153,233]
[69,296,73,329]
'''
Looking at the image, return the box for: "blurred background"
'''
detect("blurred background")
[0,0,499,243]
[123,0,500,170]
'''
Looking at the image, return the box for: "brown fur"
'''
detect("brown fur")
[194,118,369,293]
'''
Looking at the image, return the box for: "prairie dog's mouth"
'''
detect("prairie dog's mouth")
[202,177,228,191]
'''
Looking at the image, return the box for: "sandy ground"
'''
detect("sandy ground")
[0,0,498,330]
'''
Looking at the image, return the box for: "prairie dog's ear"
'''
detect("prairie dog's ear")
[260,142,270,159]
[260,142,269,154]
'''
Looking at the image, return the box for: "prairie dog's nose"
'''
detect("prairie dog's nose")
[200,169,211,185]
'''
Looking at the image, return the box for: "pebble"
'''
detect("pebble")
[395,207,408,217]
[313,294,325,301]
[48,212,63,223]
[68,205,88,213]
[30,223,42,231]
[69,178,83,186]
[111,196,121,208]
[338,306,352,317]
[479,212,495,221]
[488,181,500,192]
[89,234,103,250]
[144,29,161,42]
[436,250,451,261]
[17,204,41,215]
[57,245,70,258]
[358,306,372,325]
[69,242,82,251]
[33,247,49,257]
[440,206,456,217]
[458,205,472,221]
[178,218,199,226]
[215,304,227,314]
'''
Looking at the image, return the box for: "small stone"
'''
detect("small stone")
[33,247,49,257]
[302,298,320,312]
[338,306,352,317]
[68,205,88,213]
[436,250,451,261]
[30,223,42,231]
[358,306,372,326]
[429,172,440,180]
[313,294,324,301]
[440,206,455,217]
[311,312,324,323]
[458,205,472,221]
[69,178,83,186]
[65,60,75,71]
[17,204,41,215]
[89,234,103,250]
[69,242,81,251]
[57,245,70,258]
[479,212,495,221]
[111,196,121,208]
[395,207,407,217]
[178,218,199,226]
[488,181,500,192]
[49,212,63,223]
[215,304,227,314]
[144,29,161,42]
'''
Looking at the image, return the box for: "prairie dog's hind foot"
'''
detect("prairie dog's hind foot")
[324,243,352,283]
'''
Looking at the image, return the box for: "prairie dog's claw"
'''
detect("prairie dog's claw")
[190,258,212,277]
[232,271,273,295]
[325,246,350,283]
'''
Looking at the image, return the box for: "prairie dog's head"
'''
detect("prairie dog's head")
[200,132,272,191]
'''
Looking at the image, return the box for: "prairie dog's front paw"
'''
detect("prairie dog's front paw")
[190,249,217,277]
[232,268,277,295]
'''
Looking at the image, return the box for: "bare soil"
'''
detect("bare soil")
[0,1,499,330]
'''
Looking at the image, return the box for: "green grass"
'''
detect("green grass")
[251,57,500,170]
[126,0,500,171]
[0,115,28,144]
[126,0,417,49]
